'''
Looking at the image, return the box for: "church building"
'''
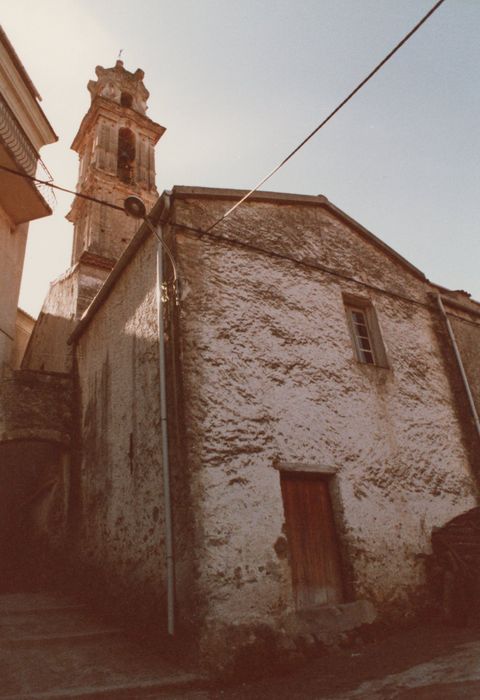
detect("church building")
[7,60,480,670]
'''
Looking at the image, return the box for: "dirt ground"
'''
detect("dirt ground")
[3,588,480,698]
[192,622,480,699]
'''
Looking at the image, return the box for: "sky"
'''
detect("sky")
[3,0,480,317]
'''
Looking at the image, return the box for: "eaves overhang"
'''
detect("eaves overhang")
[431,283,480,318]
[0,26,57,148]
[0,26,40,101]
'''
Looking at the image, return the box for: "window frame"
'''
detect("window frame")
[343,294,389,369]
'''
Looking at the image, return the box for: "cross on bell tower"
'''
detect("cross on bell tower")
[68,60,165,269]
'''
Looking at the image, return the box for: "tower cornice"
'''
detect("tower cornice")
[71,97,166,153]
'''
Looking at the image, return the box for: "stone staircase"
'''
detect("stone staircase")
[0,592,204,699]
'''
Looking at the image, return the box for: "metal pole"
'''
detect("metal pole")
[437,294,480,439]
[156,224,175,636]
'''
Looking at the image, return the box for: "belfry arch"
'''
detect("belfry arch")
[117,127,136,184]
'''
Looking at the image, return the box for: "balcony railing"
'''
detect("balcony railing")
[0,92,56,210]
[35,158,57,210]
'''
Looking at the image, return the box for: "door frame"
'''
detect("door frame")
[274,461,354,605]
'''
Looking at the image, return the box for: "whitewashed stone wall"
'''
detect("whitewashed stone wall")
[23,261,111,374]
[22,270,77,373]
[73,234,178,623]
[72,191,479,662]
[172,194,478,648]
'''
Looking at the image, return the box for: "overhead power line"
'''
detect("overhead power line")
[0,164,209,236]
[0,164,126,213]
[203,0,446,234]
[0,163,217,247]
[1,0,446,240]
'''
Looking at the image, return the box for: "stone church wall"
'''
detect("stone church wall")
[23,261,111,374]
[22,269,77,373]
[68,190,480,665]
[72,233,187,628]
[171,193,479,659]
[0,368,71,444]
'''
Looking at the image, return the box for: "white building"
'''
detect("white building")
[0,25,56,371]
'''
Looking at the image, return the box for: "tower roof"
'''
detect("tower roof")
[87,60,149,116]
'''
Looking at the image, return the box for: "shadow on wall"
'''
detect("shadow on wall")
[0,367,72,591]
[22,310,77,374]
[0,440,69,592]
[0,365,72,443]
[65,284,199,639]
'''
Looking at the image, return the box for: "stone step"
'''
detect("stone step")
[0,593,85,615]
[0,673,204,699]
[0,634,203,697]
[0,629,122,646]
[0,592,120,643]
[0,591,204,698]
[0,608,117,641]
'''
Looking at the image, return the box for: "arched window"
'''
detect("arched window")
[117,128,135,183]
[120,92,133,108]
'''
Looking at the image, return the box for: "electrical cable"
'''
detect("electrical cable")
[203,0,446,234]
[0,164,126,213]
[0,163,210,237]
[7,151,479,322]
[1,0,446,241]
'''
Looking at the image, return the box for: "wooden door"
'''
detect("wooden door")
[280,472,344,609]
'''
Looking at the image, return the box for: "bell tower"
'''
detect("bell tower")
[22,61,166,373]
[68,60,165,269]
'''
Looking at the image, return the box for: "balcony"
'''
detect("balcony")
[0,93,53,224]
